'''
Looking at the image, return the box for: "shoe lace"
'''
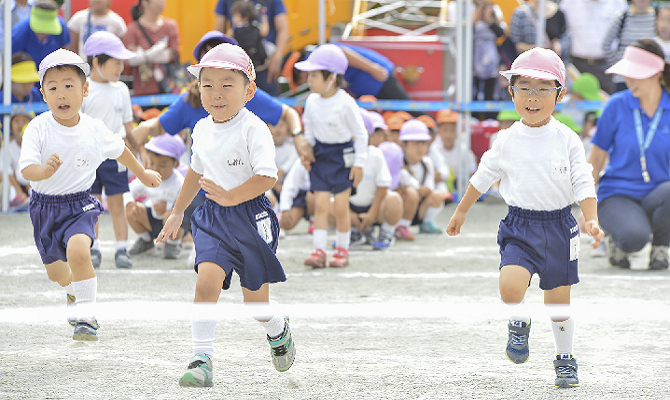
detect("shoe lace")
[511,333,527,346]
[271,342,288,356]
[187,359,208,369]
[556,365,575,377]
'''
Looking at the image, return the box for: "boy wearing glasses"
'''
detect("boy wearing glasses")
[446,48,604,389]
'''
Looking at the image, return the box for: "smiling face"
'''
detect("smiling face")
[40,66,88,127]
[199,67,255,123]
[509,76,564,128]
[624,73,662,99]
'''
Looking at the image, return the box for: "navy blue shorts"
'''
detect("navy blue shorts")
[350,203,370,215]
[90,159,130,196]
[191,194,286,291]
[147,208,165,239]
[497,205,580,291]
[309,140,354,194]
[292,189,311,220]
[29,190,104,265]
[183,192,206,234]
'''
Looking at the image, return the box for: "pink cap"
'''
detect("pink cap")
[83,31,134,60]
[294,44,348,75]
[187,43,256,81]
[378,141,403,190]
[399,119,431,142]
[38,48,90,87]
[368,111,388,131]
[606,46,665,79]
[145,134,185,160]
[500,47,566,86]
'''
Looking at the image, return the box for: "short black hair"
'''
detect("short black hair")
[318,70,347,89]
[87,53,113,68]
[42,64,87,86]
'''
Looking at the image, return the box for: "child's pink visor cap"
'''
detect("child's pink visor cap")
[500,47,566,86]
[187,43,256,82]
[605,46,665,80]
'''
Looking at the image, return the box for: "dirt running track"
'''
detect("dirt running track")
[1,202,669,399]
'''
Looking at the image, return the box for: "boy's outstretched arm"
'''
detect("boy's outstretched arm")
[446,183,483,236]
[157,167,203,242]
[116,147,162,188]
[578,197,604,249]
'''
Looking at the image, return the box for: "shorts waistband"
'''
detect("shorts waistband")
[31,189,92,204]
[507,205,572,221]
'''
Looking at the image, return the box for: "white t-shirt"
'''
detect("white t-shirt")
[275,138,298,175]
[67,9,127,59]
[429,136,477,180]
[406,156,437,191]
[397,169,421,190]
[6,139,29,186]
[123,170,183,219]
[470,118,596,211]
[302,89,368,167]
[19,112,125,195]
[82,79,133,138]
[349,145,392,208]
[191,108,278,190]
[278,159,311,212]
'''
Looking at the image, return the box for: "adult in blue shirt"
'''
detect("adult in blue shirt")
[130,31,310,252]
[0,0,34,54]
[214,0,289,97]
[589,39,670,270]
[11,0,70,68]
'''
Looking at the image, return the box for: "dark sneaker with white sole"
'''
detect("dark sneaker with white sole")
[506,319,530,364]
[554,355,579,388]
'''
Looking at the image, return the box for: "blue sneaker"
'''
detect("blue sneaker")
[554,355,579,388]
[73,321,98,341]
[268,317,295,372]
[90,249,101,269]
[419,221,442,234]
[179,354,214,387]
[372,228,395,250]
[506,319,530,364]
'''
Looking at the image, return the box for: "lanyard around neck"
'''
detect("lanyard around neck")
[633,107,663,182]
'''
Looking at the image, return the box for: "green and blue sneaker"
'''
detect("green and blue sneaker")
[419,221,442,234]
[506,319,530,364]
[73,321,99,341]
[554,354,579,388]
[179,354,214,387]
[268,317,295,372]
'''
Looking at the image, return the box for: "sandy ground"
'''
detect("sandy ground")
[1,201,669,400]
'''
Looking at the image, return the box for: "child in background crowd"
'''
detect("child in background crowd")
[277,159,313,233]
[429,109,477,195]
[82,31,136,269]
[19,49,160,341]
[447,47,604,388]
[398,119,444,237]
[0,53,44,103]
[341,109,402,250]
[655,5,670,61]
[125,134,185,259]
[230,0,270,70]
[366,110,388,147]
[267,118,298,208]
[157,43,294,387]
[2,112,34,211]
[295,44,368,268]
[67,0,127,59]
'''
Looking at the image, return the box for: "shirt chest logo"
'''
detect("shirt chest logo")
[227,158,244,167]
[551,160,569,180]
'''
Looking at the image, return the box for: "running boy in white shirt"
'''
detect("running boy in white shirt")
[125,134,185,259]
[395,119,445,240]
[294,44,368,268]
[446,48,604,388]
[157,43,295,388]
[19,49,161,341]
[82,31,136,269]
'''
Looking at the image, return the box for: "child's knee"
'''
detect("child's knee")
[194,279,222,302]
[499,283,526,304]
[428,191,443,207]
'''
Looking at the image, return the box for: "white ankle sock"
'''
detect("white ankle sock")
[552,317,574,356]
[381,222,396,233]
[91,240,100,251]
[192,319,217,359]
[138,232,151,242]
[167,237,182,245]
[260,314,285,339]
[336,230,350,250]
[313,229,327,251]
[71,277,97,319]
[115,241,128,251]
[65,283,75,298]
[398,218,411,228]
[423,204,444,223]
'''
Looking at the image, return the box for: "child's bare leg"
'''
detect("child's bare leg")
[193,262,225,303]
[44,260,73,287]
[106,193,129,243]
[417,191,444,221]
[313,191,330,231]
[545,285,571,322]
[67,234,95,282]
[242,283,271,321]
[399,187,420,220]
[379,191,402,226]
[499,265,531,305]
[280,207,305,231]
[127,203,152,234]
[333,189,352,251]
